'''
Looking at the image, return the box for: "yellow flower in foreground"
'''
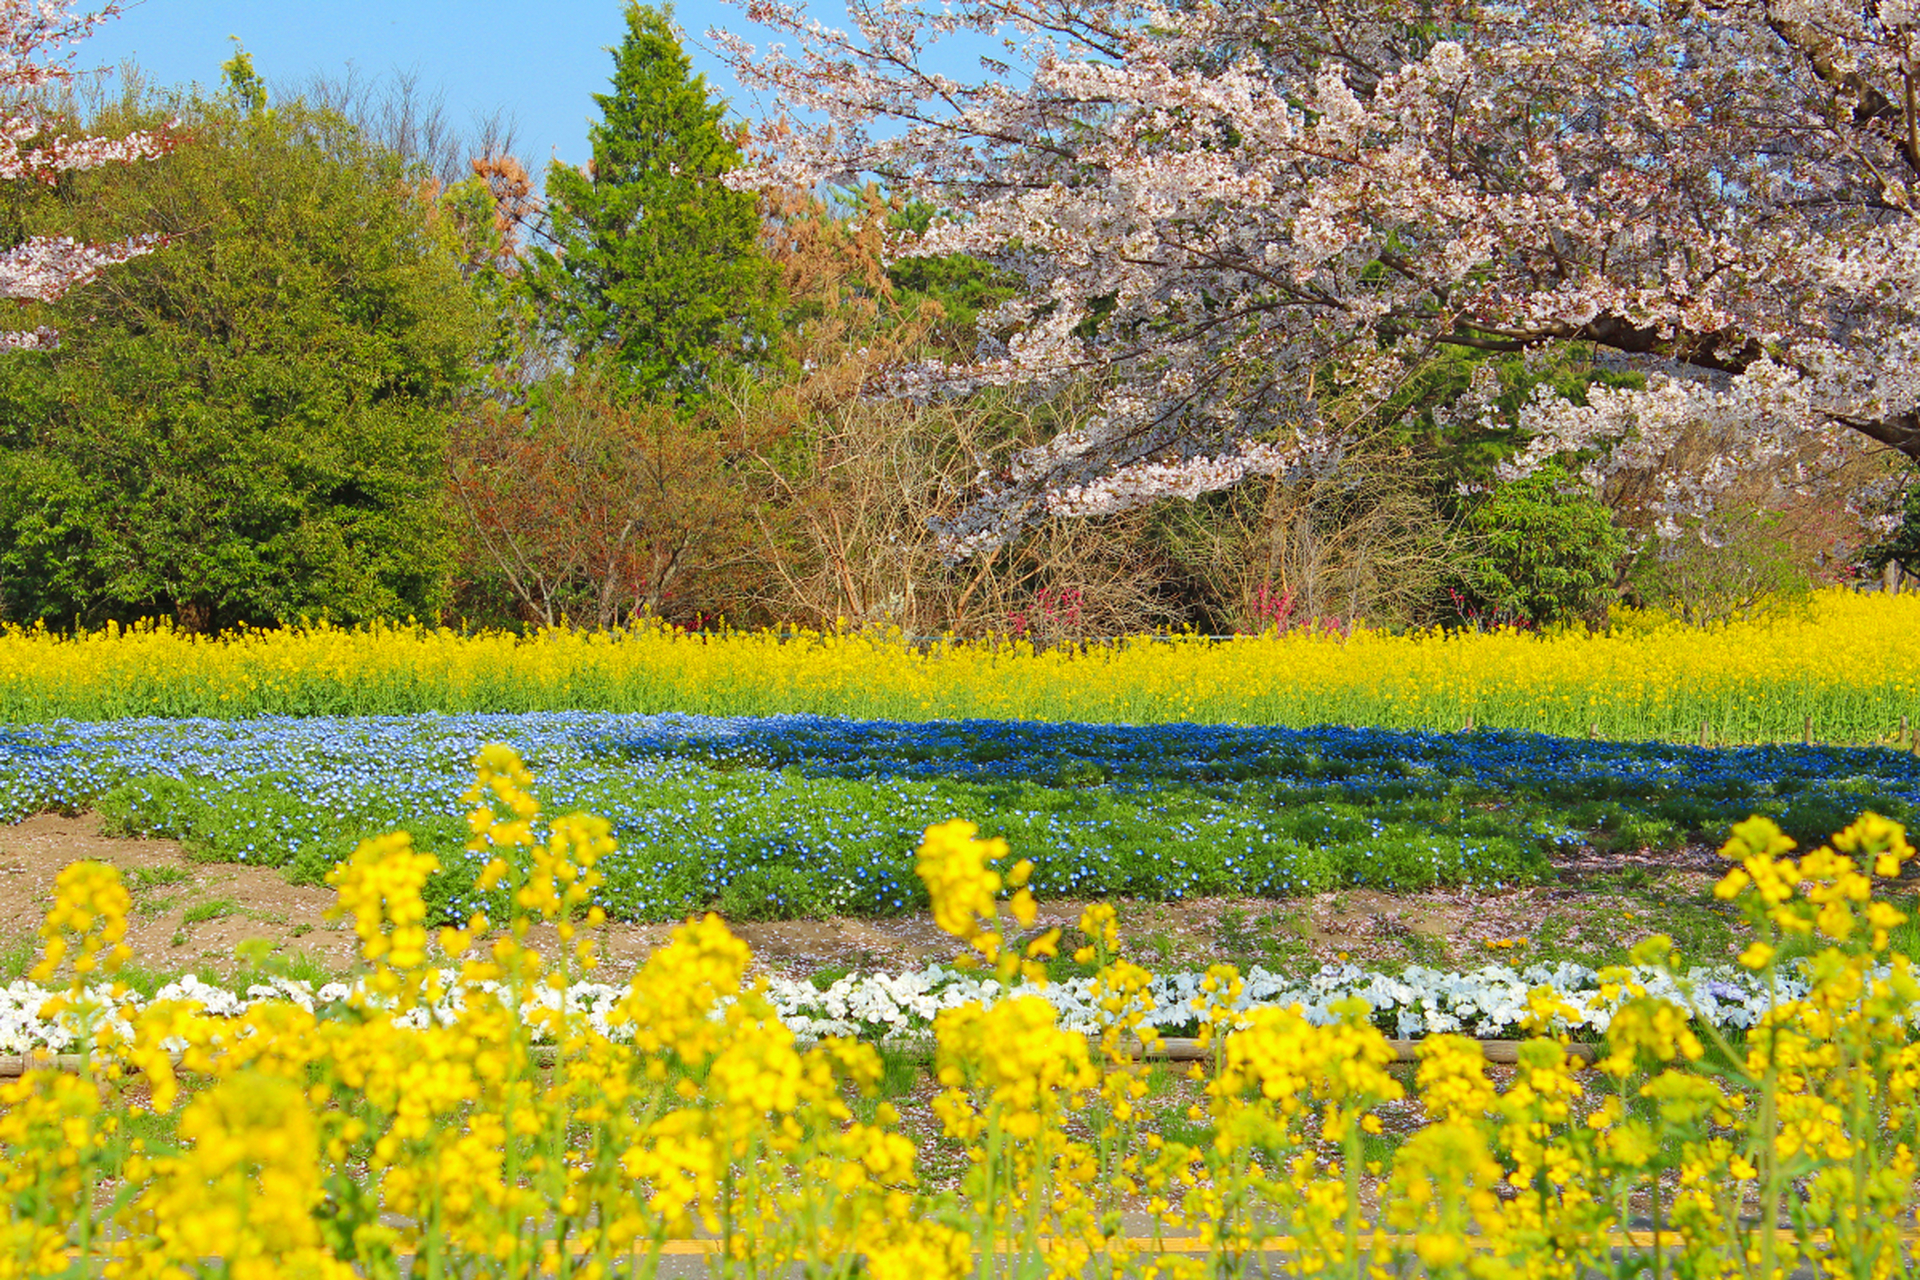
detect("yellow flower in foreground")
[915,818,1006,940]
[31,859,130,986]
[325,830,438,997]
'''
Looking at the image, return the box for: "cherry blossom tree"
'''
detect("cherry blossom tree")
[0,0,168,351]
[715,0,1920,552]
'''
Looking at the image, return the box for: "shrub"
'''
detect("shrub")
[1630,505,1816,627]
[1457,466,1626,626]
[0,92,484,630]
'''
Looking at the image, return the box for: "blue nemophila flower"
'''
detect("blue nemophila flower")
[3,712,1917,923]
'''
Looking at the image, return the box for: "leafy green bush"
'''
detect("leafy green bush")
[1457,466,1626,626]
[0,90,486,629]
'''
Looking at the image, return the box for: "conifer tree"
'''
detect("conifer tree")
[529,3,779,399]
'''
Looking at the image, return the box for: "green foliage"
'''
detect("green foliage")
[1858,469,1920,581]
[231,944,334,992]
[57,760,1605,925]
[129,865,190,891]
[219,39,268,115]
[0,92,485,630]
[181,898,237,925]
[717,864,842,921]
[98,775,206,841]
[1385,347,1647,491]
[114,964,219,1002]
[0,934,32,983]
[101,770,376,878]
[882,198,1020,355]
[1560,800,1684,854]
[1055,758,1108,788]
[526,4,781,398]
[44,725,1920,930]
[1458,466,1627,626]
[1629,507,1815,627]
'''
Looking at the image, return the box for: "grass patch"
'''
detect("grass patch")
[181,898,237,926]
[116,963,220,999]
[0,933,33,981]
[232,943,335,990]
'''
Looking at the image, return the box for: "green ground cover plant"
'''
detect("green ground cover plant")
[8,710,1918,926]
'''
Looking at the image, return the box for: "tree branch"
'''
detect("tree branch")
[1767,12,1920,178]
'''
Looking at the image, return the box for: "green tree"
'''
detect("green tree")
[220,38,267,115]
[881,198,1018,358]
[0,87,488,630]
[526,3,781,398]
[1860,471,1920,588]
[1456,466,1627,628]
[1630,507,1816,627]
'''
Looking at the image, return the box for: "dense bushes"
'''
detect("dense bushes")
[0,90,486,631]
[1455,466,1627,628]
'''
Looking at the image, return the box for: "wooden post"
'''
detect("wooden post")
[1804,715,1813,746]
[1464,713,1474,733]
[1588,722,1599,741]
[1699,720,1710,749]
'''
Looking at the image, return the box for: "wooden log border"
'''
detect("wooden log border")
[0,1037,1601,1079]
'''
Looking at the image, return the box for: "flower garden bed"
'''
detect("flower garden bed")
[3,710,1916,926]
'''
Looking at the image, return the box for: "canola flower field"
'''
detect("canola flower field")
[2,748,1918,1279]
[4,709,1919,921]
[3,589,1920,742]
[6,596,1920,1273]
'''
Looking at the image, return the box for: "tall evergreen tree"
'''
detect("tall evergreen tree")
[529,4,780,398]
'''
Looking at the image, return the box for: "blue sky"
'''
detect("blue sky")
[81,0,826,172]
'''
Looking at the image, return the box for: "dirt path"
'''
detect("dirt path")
[0,812,1742,986]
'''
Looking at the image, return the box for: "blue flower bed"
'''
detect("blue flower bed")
[0,713,1913,923]
[600,713,1915,801]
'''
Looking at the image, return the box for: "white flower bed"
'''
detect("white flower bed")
[0,959,1811,1057]
[764,960,1803,1041]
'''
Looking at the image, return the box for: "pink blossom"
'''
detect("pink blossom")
[0,1,168,348]
[716,0,1920,548]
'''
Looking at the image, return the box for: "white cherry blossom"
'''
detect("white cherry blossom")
[716,0,1920,549]
[0,2,168,348]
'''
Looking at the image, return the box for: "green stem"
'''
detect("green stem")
[1344,1116,1364,1280]
[1758,961,1781,1280]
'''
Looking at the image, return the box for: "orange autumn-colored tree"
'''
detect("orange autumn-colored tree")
[729,181,953,628]
[448,363,763,629]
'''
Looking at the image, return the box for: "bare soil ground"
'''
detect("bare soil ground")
[0,811,1743,987]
